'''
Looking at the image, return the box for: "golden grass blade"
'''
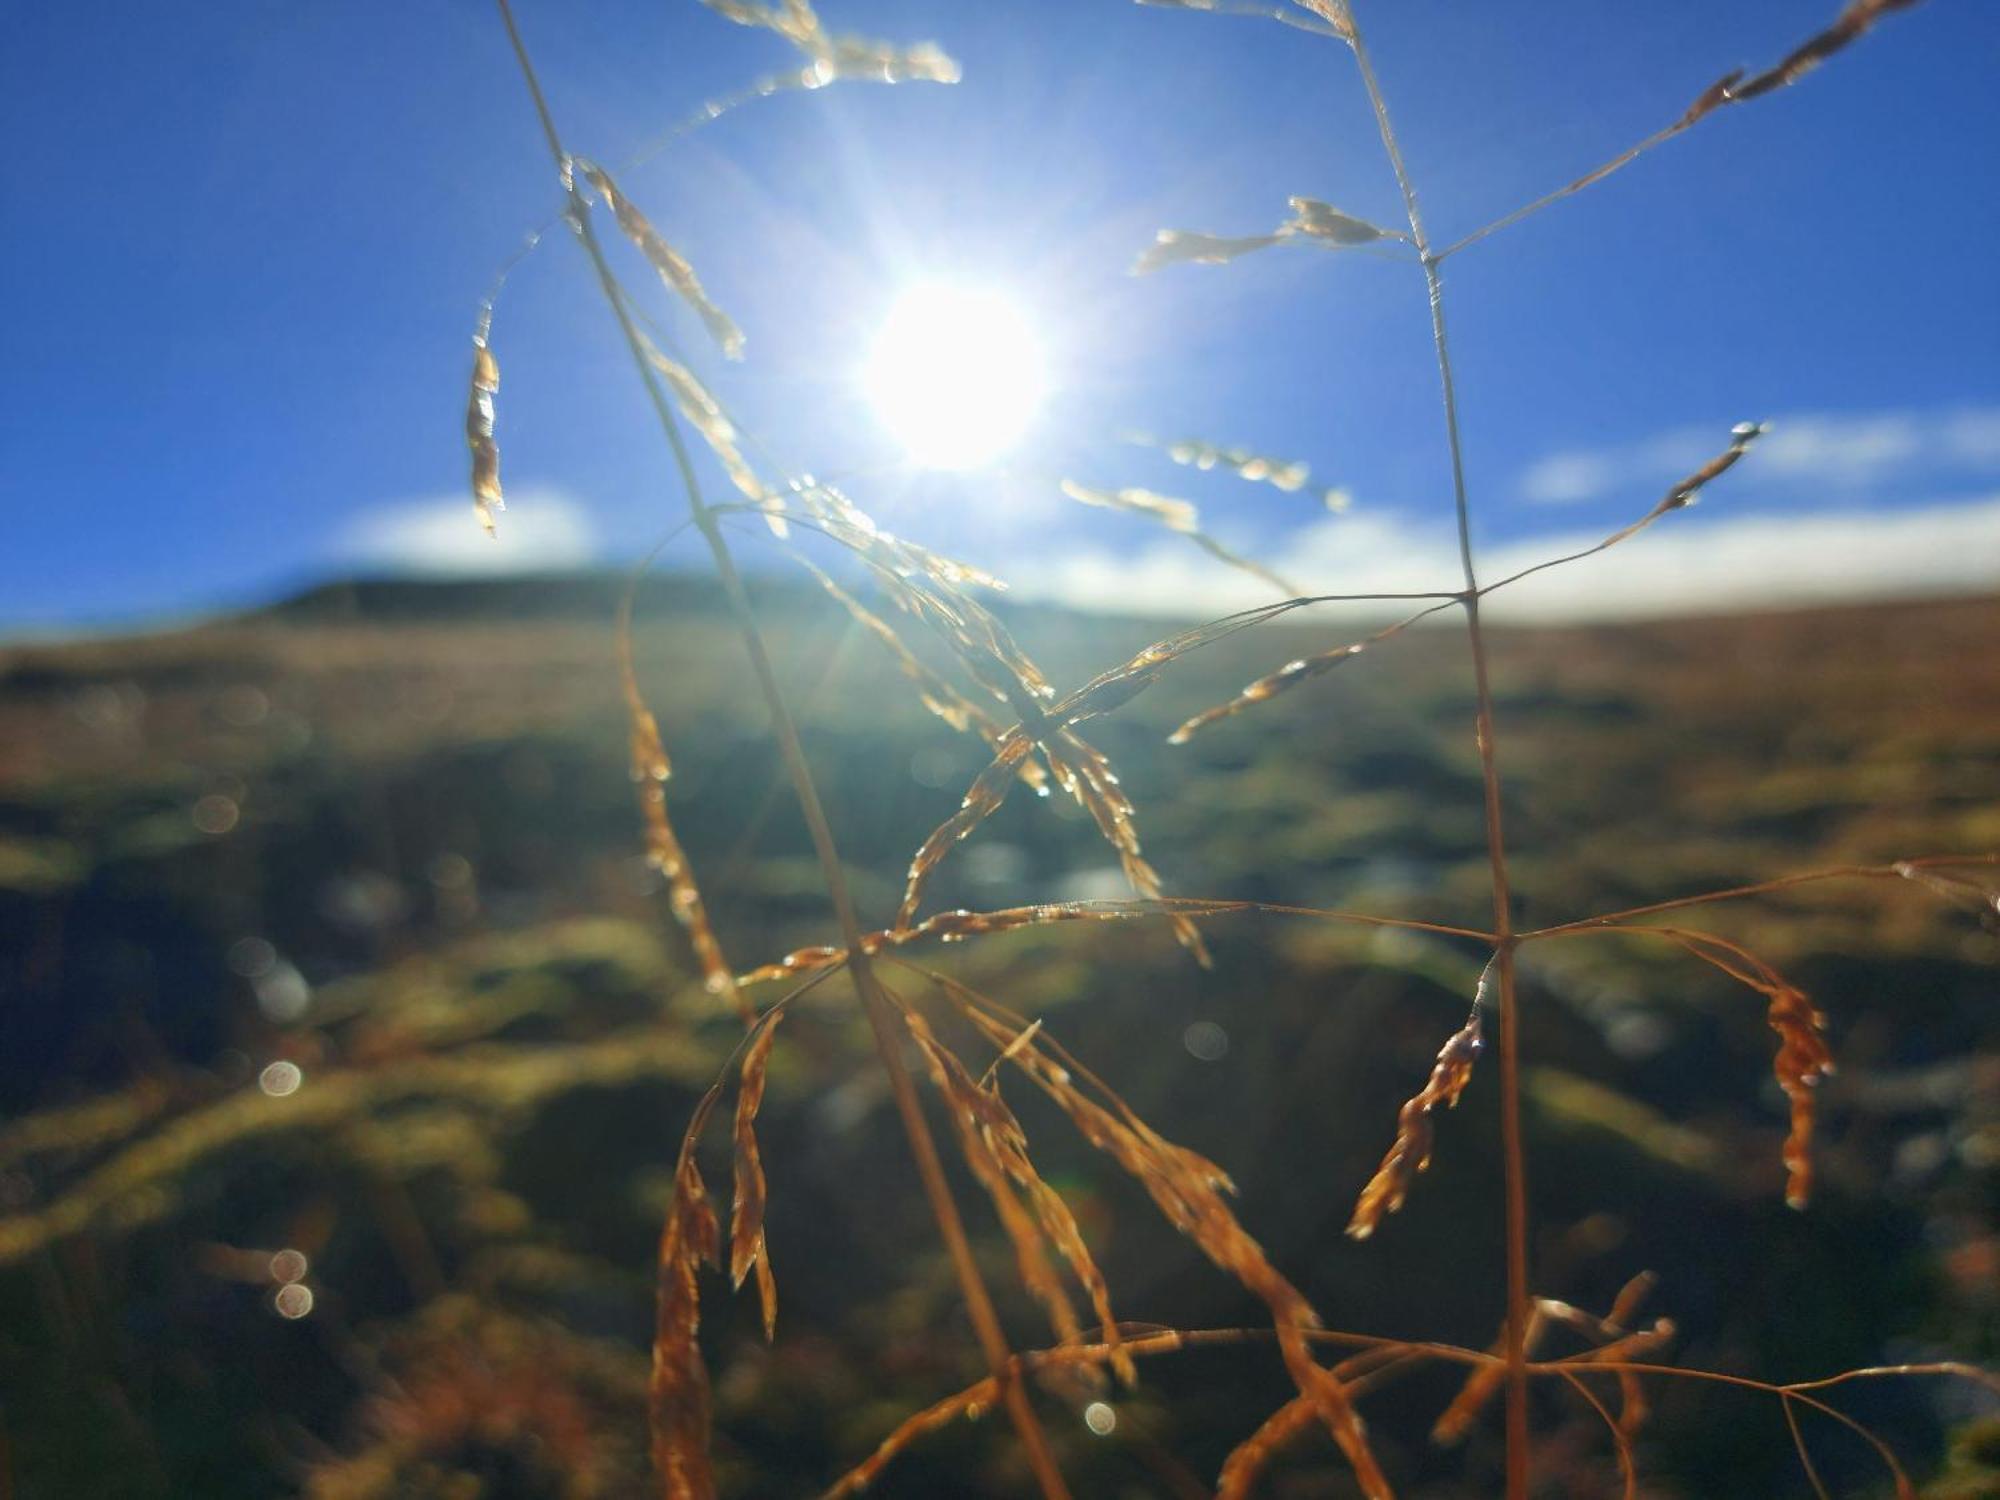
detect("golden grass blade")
[896,735,1036,929]
[1287,0,1353,39]
[645,982,827,1498]
[734,896,1495,989]
[617,574,747,1018]
[814,35,961,85]
[1767,984,1836,1211]
[576,159,745,358]
[1059,479,1300,596]
[1556,1370,1638,1500]
[818,1377,1002,1500]
[1480,422,1765,599]
[652,1092,725,1500]
[1783,1391,1917,1500]
[1135,0,1349,40]
[1433,1305,1547,1445]
[1727,0,1924,101]
[1135,194,1400,275]
[1438,0,1927,259]
[1134,230,1286,274]
[927,972,1390,1497]
[1168,601,1455,744]
[772,482,1057,713]
[629,325,783,530]
[795,557,1049,794]
[1060,478,1198,533]
[1891,859,2000,929]
[1216,1395,1318,1500]
[1606,1271,1658,1435]
[898,1003,1096,1359]
[729,1010,784,1338]
[694,0,960,87]
[1172,642,1364,744]
[1287,195,1397,245]
[1125,430,1351,510]
[1647,929,1834,1208]
[1783,1392,1835,1500]
[1347,999,1484,1239]
[465,340,503,536]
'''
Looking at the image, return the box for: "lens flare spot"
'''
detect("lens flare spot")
[269,1249,309,1284]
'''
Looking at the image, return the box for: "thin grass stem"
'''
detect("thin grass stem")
[1341,7,1532,1491]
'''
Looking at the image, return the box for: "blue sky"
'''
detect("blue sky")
[2,0,1996,632]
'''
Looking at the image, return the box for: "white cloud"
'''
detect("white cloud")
[336,490,598,575]
[1019,493,2000,623]
[1519,405,2000,506]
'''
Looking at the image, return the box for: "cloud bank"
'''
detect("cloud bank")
[336,491,598,576]
[1023,492,2000,623]
[1518,406,2000,506]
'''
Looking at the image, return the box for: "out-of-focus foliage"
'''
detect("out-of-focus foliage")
[0,577,1994,1496]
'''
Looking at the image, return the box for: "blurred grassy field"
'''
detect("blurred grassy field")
[0,576,1995,1497]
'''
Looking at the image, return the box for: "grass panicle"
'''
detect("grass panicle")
[1346,987,1487,1240]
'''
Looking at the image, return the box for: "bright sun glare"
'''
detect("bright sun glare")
[862,282,1046,469]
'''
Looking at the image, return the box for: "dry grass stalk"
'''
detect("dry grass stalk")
[1059,478,1300,595]
[1135,194,1400,273]
[1892,859,2000,929]
[617,579,745,1017]
[465,340,502,536]
[1641,928,1835,1208]
[1171,420,1766,746]
[697,0,959,87]
[575,159,745,359]
[1433,1304,1549,1447]
[652,1090,725,1500]
[1136,0,1348,39]
[629,324,785,533]
[1438,0,1929,258]
[642,979,827,1496]
[1347,989,1486,1239]
[735,895,1491,988]
[896,999,1128,1379]
[1168,601,1453,744]
[1215,1347,1419,1499]
[1725,0,1924,101]
[923,969,1391,1497]
[1480,421,1766,596]
[793,557,1050,794]
[728,1011,783,1339]
[1125,430,1351,510]
[1555,1370,1638,1500]
[818,1376,1001,1500]
[1435,1278,1670,1457]
[1216,1394,1321,1500]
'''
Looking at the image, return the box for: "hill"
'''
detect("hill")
[0,575,1994,1497]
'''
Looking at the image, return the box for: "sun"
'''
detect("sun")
[861,281,1047,470]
